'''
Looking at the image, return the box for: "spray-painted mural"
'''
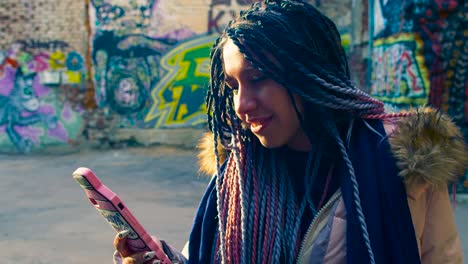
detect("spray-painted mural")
[370,0,463,109]
[145,34,217,128]
[371,34,430,106]
[0,41,84,153]
[208,0,258,34]
[90,0,196,127]
[90,0,257,128]
[370,0,468,191]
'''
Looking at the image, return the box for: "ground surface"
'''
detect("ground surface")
[0,146,466,263]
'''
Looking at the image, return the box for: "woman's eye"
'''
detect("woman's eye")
[250,75,267,83]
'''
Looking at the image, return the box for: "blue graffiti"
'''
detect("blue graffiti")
[92,31,175,117]
[66,51,84,71]
[0,69,57,153]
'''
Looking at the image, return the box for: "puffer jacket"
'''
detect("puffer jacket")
[194,107,467,263]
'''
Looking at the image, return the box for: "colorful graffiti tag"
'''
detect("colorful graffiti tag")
[91,0,157,32]
[145,34,217,128]
[371,0,464,109]
[92,31,175,119]
[208,0,258,34]
[371,0,468,192]
[371,34,430,106]
[90,0,196,127]
[0,42,84,153]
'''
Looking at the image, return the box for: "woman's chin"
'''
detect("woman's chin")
[257,137,283,149]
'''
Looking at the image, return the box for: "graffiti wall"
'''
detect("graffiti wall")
[369,0,468,192]
[0,1,87,153]
[371,34,430,106]
[370,0,466,111]
[316,0,369,90]
[89,0,257,128]
[0,0,263,152]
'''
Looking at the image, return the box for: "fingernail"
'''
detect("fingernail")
[118,230,130,238]
[144,251,156,260]
[152,260,161,264]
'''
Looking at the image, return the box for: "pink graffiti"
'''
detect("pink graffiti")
[398,52,421,93]
[0,68,50,97]
[16,104,68,142]
[0,67,15,96]
[156,28,194,41]
[12,125,43,144]
[434,0,458,12]
[34,53,50,72]
[372,42,425,97]
[47,122,68,141]
[62,101,73,120]
[33,74,51,97]
[37,104,54,115]
[0,123,67,144]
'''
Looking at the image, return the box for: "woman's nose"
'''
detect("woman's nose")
[234,85,257,115]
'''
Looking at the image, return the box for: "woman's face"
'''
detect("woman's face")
[222,39,311,151]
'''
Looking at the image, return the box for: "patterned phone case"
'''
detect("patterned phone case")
[73,167,172,264]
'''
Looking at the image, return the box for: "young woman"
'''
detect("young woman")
[114,0,466,263]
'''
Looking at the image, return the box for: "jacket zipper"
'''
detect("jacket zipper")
[295,190,342,263]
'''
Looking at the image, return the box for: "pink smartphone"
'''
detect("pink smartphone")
[72,167,172,264]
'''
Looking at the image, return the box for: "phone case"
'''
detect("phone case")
[73,167,172,264]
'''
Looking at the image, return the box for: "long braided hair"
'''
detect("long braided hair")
[206,1,394,263]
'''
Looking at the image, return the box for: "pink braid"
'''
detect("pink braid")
[362,111,416,120]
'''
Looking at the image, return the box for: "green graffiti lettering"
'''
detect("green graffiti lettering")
[145,35,218,127]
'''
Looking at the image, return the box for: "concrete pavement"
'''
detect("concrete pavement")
[0,146,209,264]
[0,146,467,264]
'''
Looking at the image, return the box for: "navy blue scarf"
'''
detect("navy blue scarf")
[188,119,421,263]
[339,119,421,263]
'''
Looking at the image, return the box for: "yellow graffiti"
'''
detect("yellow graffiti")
[49,51,66,70]
[371,33,430,106]
[341,33,351,53]
[145,35,217,127]
[64,71,82,83]
[194,58,210,78]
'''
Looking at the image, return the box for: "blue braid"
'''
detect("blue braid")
[279,162,293,261]
[267,152,281,262]
[328,121,376,264]
[244,144,254,262]
[212,131,227,262]
[283,171,297,262]
[256,150,267,263]
[271,153,281,261]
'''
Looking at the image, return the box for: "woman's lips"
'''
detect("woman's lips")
[248,116,273,133]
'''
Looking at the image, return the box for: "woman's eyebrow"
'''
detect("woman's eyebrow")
[224,66,261,81]
[241,67,263,77]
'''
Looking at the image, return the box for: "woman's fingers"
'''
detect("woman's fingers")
[121,251,158,264]
[114,231,160,264]
[114,230,132,257]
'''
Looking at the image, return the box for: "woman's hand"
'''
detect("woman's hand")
[113,230,161,264]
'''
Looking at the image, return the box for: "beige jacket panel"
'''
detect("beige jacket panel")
[408,184,463,263]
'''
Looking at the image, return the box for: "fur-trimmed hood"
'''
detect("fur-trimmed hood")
[388,107,468,189]
[197,107,468,189]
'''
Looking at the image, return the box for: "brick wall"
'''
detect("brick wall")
[0,0,88,153]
